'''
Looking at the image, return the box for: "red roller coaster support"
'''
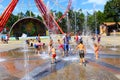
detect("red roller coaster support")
[57,0,72,23]
[0,0,19,32]
[34,0,64,34]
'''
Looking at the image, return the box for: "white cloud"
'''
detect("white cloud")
[82,0,109,5]
[0,4,3,9]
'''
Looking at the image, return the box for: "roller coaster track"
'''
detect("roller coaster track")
[0,0,72,34]
[0,0,19,32]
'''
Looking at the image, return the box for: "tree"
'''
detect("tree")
[96,11,105,24]
[68,9,85,33]
[5,14,19,33]
[36,15,43,21]
[77,11,85,31]
[17,12,24,19]
[25,10,35,17]
[55,11,67,32]
[104,0,120,22]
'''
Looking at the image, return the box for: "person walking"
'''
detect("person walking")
[49,44,56,64]
[75,41,86,65]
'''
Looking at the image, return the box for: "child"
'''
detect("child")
[49,44,56,64]
[97,34,101,44]
[94,43,99,59]
[58,39,64,57]
[48,39,53,54]
[34,41,42,55]
[75,41,86,65]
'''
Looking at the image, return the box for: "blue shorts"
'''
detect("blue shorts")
[64,44,69,51]
[34,44,38,48]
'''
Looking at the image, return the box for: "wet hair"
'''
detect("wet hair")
[80,41,83,44]
[58,39,60,41]
[50,44,52,47]
[38,40,41,43]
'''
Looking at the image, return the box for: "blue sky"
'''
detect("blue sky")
[0,0,109,16]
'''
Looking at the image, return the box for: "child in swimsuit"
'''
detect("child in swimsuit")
[94,43,99,59]
[58,39,64,57]
[49,44,56,64]
[75,41,86,65]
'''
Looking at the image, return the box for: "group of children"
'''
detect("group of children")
[48,33,86,65]
[26,34,45,55]
[26,33,101,65]
[48,33,101,65]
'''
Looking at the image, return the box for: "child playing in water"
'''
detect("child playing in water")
[34,41,42,55]
[75,41,86,65]
[58,39,64,57]
[94,43,99,59]
[49,44,56,64]
[48,39,53,54]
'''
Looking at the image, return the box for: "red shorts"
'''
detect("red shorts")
[58,44,64,49]
[52,54,56,58]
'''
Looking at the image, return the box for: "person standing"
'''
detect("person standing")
[97,34,101,44]
[49,44,56,64]
[58,39,64,57]
[94,43,99,59]
[75,41,86,65]
[63,33,70,56]
[74,34,79,44]
[36,34,41,42]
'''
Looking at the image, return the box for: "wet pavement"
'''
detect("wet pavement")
[0,41,120,80]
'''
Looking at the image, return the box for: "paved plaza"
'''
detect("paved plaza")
[0,36,120,80]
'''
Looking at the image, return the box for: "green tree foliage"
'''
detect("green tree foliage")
[86,10,107,33]
[104,0,120,22]
[68,9,85,33]
[25,10,35,17]
[6,14,18,32]
[78,12,85,31]
[17,12,24,19]
[5,10,86,34]
[96,11,105,24]
[87,13,95,32]
[36,15,43,21]
[55,11,67,33]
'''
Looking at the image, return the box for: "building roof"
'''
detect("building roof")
[104,22,120,26]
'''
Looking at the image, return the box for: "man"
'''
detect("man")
[63,33,70,56]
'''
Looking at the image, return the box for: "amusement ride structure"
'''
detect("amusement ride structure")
[0,0,72,34]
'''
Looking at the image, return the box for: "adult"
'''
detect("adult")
[63,33,70,56]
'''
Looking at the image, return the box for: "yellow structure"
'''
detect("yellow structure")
[100,22,120,36]
[100,23,107,36]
